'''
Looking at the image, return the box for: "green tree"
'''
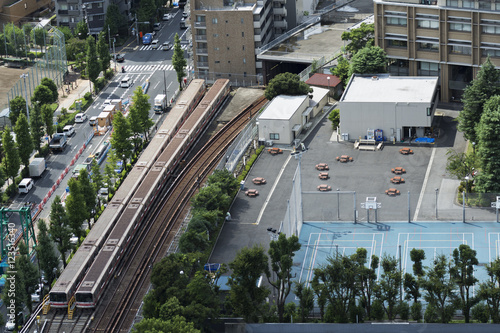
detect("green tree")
[178,230,209,254]
[32,84,53,106]
[457,58,500,144]
[348,46,387,78]
[475,95,500,193]
[9,96,26,126]
[75,20,89,39]
[30,104,44,155]
[40,77,58,103]
[172,33,187,90]
[66,37,87,61]
[56,26,73,42]
[78,169,96,227]
[450,244,479,323]
[3,268,25,329]
[2,126,20,185]
[191,185,231,212]
[133,316,200,333]
[373,255,401,320]
[110,112,133,173]
[227,245,270,322]
[294,282,314,322]
[267,233,301,322]
[445,149,477,193]
[331,56,350,87]
[17,241,39,312]
[404,249,426,305]
[14,113,32,168]
[41,104,54,139]
[97,32,111,73]
[265,72,313,100]
[328,108,340,130]
[422,254,457,323]
[341,23,375,55]
[129,86,153,141]
[91,160,104,207]
[86,36,101,93]
[358,251,379,319]
[206,169,239,195]
[36,219,59,286]
[49,196,72,268]
[138,0,156,32]
[478,258,500,323]
[105,4,128,37]
[31,27,46,52]
[65,178,88,240]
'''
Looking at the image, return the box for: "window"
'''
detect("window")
[388,59,409,76]
[241,18,244,23]
[97,2,103,8]
[388,40,407,48]
[478,0,490,9]
[482,48,500,57]
[417,20,439,29]
[243,58,246,63]
[482,25,500,34]
[427,107,431,116]
[418,42,439,52]
[449,22,471,32]
[242,32,244,37]
[86,3,92,9]
[387,17,407,26]
[242,45,245,50]
[212,18,218,24]
[214,47,219,50]
[446,0,458,6]
[418,61,440,76]
[213,34,218,37]
[244,72,247,77]
[449,45,471,55]
[270,133,279,140]
[462,0,474,7]
[215,60,220,63]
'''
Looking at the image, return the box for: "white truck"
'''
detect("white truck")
[29,158,46,177]
[154,94,167,114]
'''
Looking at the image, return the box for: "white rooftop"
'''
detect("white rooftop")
[342,74,439,103]
[310,87,329,106]
[259,95,307,120]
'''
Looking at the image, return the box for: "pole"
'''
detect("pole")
[108,25,111,54]
[135,14,139,45]
[462,191,466,222]
[163,70,167,95]
[21,74,29,123]
[113,38,116,72]
[353,191,356,223]
[435,188,439,219]
[407,191,411,223]
[399,244,402,303]
[337,188,340,220]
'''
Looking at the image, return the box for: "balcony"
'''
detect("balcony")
[197,61,209,68]
[195,35,207,41]
[68,9,80,15]
[273,0,286,3]
[58,9,68,14]
[196,48,208,54]
[273,7,286,16]
[274,20,287,29]
[194,21,206,28]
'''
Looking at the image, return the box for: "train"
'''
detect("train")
[74,79,230,308]
[49,79,208,308]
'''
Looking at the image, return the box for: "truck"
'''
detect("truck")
[29,158,46,177]
[154,94,167,114]
[49,133,67,151]
[142,33,152,45]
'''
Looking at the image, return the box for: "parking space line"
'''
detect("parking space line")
[413,147,436,221]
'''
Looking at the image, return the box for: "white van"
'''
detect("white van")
[120,77,131,88]
[18,178,34,194]
[151,40,159,49]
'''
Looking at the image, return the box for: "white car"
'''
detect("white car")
[162,13,172,21]
[18,178,34,194]
[151,40,160,49]
[75,113,87,123]
[63,125,75,137]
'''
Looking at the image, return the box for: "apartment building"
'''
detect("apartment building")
[55,0,130,35]
[0,0,53,27]
[191,0,295,84]
[374,0,500,102]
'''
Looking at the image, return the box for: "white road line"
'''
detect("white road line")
[255,154,292,225]
[413,147,436,221]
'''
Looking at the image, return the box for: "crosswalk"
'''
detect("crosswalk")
[139,44,190,51]
[123,64,193,72]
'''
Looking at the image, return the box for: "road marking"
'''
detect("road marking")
[255,154,292,225]
[413,147,436,221]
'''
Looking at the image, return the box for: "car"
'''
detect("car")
[75,113,87,123]
[63,125,75,137]
[182,11,188,18]
[162,41,172,51]
[162,13,172,21]
[5,321,15,331]
[18,178,34,194]
[89,116,98,126]
[115,161,124,174]
[153,23,161,31]
[115,54,124,62]
[31,291,40,303]
[151,40,160,49]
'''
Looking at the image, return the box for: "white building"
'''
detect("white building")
[258,87,329,145]
[339,74,439,142]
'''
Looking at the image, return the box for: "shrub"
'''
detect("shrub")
[105,69,114,80]
[398,301,410,321]
[95,77,106,91]
[471,302,489,323]
[328,108,340,129]
[410,302,422,322]
[84,92,92,100]
[371,300,385,321]
[424,304,439,323]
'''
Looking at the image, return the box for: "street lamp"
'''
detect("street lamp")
[336,188,340,219]
[327,76,331,102]
[20,73,29,123]
[435,188,439,219]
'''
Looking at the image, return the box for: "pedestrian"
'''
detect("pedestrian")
[226,211,231,221]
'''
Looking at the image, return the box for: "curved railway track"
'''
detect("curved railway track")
[89,96,267,332]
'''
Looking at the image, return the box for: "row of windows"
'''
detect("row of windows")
[214,59,247,64]
[387,17,407,26]
[212,45,246,51]
[446,0,500,9]
[211,18,245,24]
[449,22,471,32]
[483,25,500,34]
[387,18,500,35]
[417,20,439,29]
[200,58,247,64]
[212,32,245,37]
[483,49,500,57]
[386,40,472,55]
[419,42,439,51]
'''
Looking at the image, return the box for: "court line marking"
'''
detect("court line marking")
[413,147,436,221]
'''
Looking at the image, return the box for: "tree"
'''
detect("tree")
[129,86,153,141]
[49,196,72,268]
[41,104,54,138]
[30,104,44,155]
[110,112,133,173]
[75,20,88,39]
[17,241,39,312]
[446,149,477,192]
[178,229,209,253]
[267,233,301,322]
[358,252,379,319]
[78,169,96,227]
[32,84,53,106]
[373,255,400,320]
[457,58,500,144]
[2,126,20,185]
[86,36,101,93]
[227,245,270,322]
[9,96,26,126]
[91,160,104,207]
[265,72,313,100]
[31,27,46,52]
[133,316,200,333]
[475,95,500,193]
[295,282,314,322]
[14,113,33,168]
[331,56,350,87]
[3,267,25,329]
[341,23,375,55]
[191,185,231,212]
[66,37,87,62]
[450,244,479,323]
[56,26,73,43]
[97,33,111,73]
[40,77,58,103]
[422,254,457,323]
[36,219,59,286]
[65,178,88,240]
[328,109,340,130]
[206,169,239,195]
[348,46,387,78]
[104,4,128,37]
[479,258,500,323]
[172,33,187,90]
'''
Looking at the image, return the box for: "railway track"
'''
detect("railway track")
[88,96,267,332]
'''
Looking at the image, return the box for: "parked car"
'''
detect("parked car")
[153,23,161,31]
[183,10,188,18]
[162,13,172,21]
[162,41,172,51]
[115,54,125,62]
[75,113,87,123]
[18,178,34,194]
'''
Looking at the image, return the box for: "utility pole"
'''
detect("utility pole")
[135,14,150,45]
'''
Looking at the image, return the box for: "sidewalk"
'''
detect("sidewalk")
[56,75,92,115]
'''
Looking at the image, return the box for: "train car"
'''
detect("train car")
[74,80,229,309]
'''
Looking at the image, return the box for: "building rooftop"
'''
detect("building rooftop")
[259,95,307,120]
[341,74,439,103]
[310,87,329,106]
[306,73,342,88]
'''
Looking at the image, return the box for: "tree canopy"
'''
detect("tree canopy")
[14,113,33,168]
[172,33,187,90]
[348,46,387,78]
[265,72,313,100]
[86,36,101,93]
[341,23,375,55]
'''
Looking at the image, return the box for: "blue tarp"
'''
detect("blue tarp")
[204,263,221,273]
[415,137,435,143]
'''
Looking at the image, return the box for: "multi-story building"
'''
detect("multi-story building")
[374,0,500,102]
[191,0,297,85]
[55,0,130,35]
[0,0,53,27]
